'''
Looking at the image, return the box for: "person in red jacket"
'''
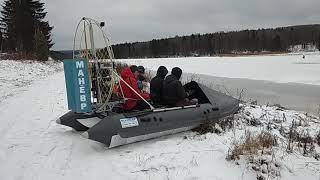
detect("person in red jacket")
[119,65,150,111]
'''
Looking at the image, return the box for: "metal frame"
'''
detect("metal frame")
[72,17,155,113]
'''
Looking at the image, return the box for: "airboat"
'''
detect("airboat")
[56,17,239,148]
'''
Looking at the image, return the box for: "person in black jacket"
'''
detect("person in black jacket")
[150,66,168,106]
[162,67,196,107]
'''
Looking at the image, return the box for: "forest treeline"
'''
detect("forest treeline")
[111,24,320,59]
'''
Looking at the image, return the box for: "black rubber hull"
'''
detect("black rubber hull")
[57,82,239,148]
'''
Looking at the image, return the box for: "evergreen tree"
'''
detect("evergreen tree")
[0,0,53,52]
[318,35,320,50]
[273,35,282,51]
[33,29,48,61]
[0,30,3,51]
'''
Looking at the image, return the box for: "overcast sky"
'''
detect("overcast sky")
[2,0,320,50]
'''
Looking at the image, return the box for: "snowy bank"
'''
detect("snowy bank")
[0,60,62,103]
[224,103,320,180]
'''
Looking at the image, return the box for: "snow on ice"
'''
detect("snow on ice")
[118,53,320,85]
[0,57,319,180]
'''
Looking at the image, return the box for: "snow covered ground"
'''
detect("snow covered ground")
[118,53,320,85]
[0,59,319,180]
[0,60,62,103]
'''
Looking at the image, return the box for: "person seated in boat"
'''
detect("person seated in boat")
[119,65,151,111]
[137,66,146,91]
[162,67,197,107]
[150,66,168,106]
[136,65,152,93]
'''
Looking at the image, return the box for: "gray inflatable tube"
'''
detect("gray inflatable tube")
[57,81,239,148]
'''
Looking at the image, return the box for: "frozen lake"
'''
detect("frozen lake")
[119,53,320,115]
[119,53,320,85]
[185,73,320,115]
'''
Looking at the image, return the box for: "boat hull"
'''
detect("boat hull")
[57,81,239,148]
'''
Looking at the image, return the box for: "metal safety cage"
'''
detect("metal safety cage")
[72,17,154,114]
[73,17,116,112]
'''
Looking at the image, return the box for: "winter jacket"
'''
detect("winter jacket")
[162,74,186,106]
[150,66,168,105]
[119,67,150,110]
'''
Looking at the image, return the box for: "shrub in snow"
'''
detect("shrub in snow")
[221,103,320,179]
[226,130,280,179]
[33,30,49,61]
[317,132,320,146]
[226,131,277,161]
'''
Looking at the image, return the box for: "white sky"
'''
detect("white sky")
[1,0,320,50]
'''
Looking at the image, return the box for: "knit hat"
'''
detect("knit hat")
[156,66,168,79]
[171,67,182,80]
[130,65,138,73]
[137,66,145,74]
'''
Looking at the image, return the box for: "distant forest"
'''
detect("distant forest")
[111,24,320,59]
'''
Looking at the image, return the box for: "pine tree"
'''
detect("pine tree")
[0,0,53,53]
[33,29,48,61]
[0,30,3,51]
[318,35,320,50]
[273,35,282,51]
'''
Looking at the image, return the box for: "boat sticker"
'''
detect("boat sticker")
[120,117,139,128]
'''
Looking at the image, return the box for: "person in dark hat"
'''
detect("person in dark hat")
[150,66,168,106]
[162,67,196,107]
[137,66,146,91]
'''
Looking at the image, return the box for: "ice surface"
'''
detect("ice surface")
[118,53,320,85]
